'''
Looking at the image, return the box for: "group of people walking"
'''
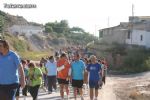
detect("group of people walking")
[0,39,108,100]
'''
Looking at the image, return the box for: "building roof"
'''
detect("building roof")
[129,16,150,19]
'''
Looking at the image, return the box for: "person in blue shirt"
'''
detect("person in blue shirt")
[86,55,101,100]
[45,56,57,94]
[71,53,86,100]
[0,39,25,100]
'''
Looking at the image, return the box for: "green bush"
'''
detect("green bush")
[143,57,150,70]
[121,47,150,73]
[18,51,50,60]
[13,40,27,52]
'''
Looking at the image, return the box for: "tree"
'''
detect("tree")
[45,25,53,33]
[45,20,69,34]
[70,27,85,33]
[59,20,69,33]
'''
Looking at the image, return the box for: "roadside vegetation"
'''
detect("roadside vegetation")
[2,33,50,60]
[120,47,150,73]
[45,20,98,45]
[18,51,50,60]
[107,44,150,73]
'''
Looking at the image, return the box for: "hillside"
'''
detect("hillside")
[0,10,98,59]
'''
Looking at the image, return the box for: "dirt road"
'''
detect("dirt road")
[99,77,117,100]
[19,71,150,100]
[19,76,117,100]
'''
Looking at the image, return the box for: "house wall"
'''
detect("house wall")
[99,16,150,48]
[8,25,44,36]
[145,31,150,48]
[100,26,127,44]
[126,30,150,48]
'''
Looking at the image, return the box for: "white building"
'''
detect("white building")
[8,25,44,36]
[126,30,150,48]
[99,16,150,48]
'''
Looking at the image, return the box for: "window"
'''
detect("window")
[99,31,103,38]
[140,35,143,41]
[127,30,131,39]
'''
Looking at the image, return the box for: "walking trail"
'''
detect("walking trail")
[20,76,117,100]
[99,77,117,100]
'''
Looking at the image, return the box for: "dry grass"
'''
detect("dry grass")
[18,51,52,60]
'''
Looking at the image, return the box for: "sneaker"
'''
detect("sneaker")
[48,91,52,94]
[53,89,57,93]
[94,97,98,100]
[66,95,69,100]
[23,96,26,100]
[43,87,47,92]
[81,96,84,100]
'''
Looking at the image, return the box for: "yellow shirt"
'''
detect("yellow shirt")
[28,67,43,86]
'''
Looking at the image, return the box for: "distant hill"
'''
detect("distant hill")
[0,10,98,53]
[0,10,43,31]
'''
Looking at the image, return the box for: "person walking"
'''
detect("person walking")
[0,39,25,100]
[101,58,108,85]
[28,62,43,100]
[71,53,86,100]
[45,56,57,94]
[21,60,29,99]
[86,55,102,100]
[39,63,47,91]
[57,53,71,100]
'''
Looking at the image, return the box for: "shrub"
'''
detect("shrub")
[13,40,27,52]
[18,51,50,60]
[121,47,150,73]
[143,57,150,70]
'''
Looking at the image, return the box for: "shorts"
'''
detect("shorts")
[72,79,83,88]
[57,78,69,85]
[89,80,99,89]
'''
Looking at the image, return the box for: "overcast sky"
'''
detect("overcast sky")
[0,0,150,36]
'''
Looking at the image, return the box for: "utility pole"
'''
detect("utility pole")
[132,4,134,17]
[131,4,134,44]
[108,16,110,28]
[107,16,110,38]
[95,25,97,36]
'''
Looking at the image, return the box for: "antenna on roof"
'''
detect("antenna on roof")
[132,4,134,17]
[131,4,134,44]
[108,16,110,28]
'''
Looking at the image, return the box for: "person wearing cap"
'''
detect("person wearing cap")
[0,39,25,100]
